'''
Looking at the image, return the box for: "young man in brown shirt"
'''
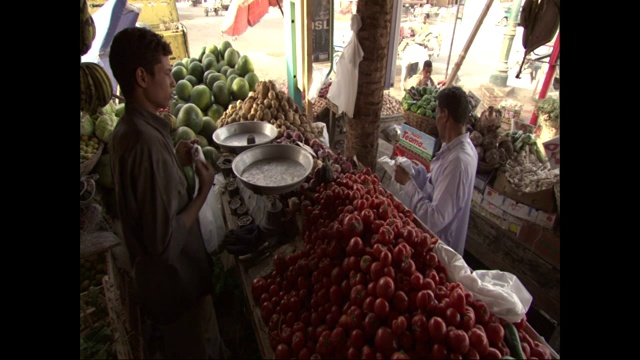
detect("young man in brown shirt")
[108,27,227,359]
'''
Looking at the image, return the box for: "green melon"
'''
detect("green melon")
[235,55,254,77]
[219,41,233,58]
[202,146,221,170]
[183,166,195,195]
[175,79,193,101]
[199,116,218,142]
[226,68,239,78]
[176,103,204,133]
[203,70,217,84]
[207,104,225,122]
[226,74,239,95]
[171,65,188,82]
[203,52,217,62]
[206,73,227,90]
[219,66,231,76]
[173,61,186,69]
[190,85,213,113]
[212,80,231,108]
[196,134,209,147]
[184,75,199,87]
[188,62,205,84]
[244,72,259,92]
[224,48,240,68]
[203,57,217,72]
[182,58,191,68]
[215,61,225,72]
[173,126,197,145]
[230,78,250,101]
[170,98,187,116]
[207,44,220,58]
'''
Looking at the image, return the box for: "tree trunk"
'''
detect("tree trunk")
[345,0,394,171]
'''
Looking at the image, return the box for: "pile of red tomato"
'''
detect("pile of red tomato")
[251,169,553,359]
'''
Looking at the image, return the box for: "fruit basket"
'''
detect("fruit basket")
[402,108,439,137]
[81,141,104,177]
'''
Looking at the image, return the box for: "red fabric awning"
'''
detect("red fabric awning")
[222,0,280,37]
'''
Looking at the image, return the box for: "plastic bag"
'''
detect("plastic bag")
[377,155,414,205]
[308,65,329,102]
[192,146,226,254]
[433,241,532,322]
[327,14,364,118]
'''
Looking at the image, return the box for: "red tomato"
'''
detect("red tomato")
[411,313,429,342]
[251,277,268,301]
[362,345,376,360]
[400,259,416,276]
[350,284,367,307]
[447,329,470,354]
[391,315,408,335]
[346,236,365,257]
[468,327,490,356]
[410,273,423,291]
[430,343,448,359]
[370,261,385,281]
[485,322,505,346]
[425,252,439,268]
[449,287,466,313]
[445,307,461,327]
[374,326,398,358]
[361,208,375,226]
[274,343,290,359]
[483,347,503,359]
[360,255,373,273]
[469,299,491,325]
[460,305,476,331]
[372,220,385,235]
[364,313,380,338]
[291,330,306,355]
[428,316,447,343]
[350,328,366,349]
[343,213,364,239]
[391,291,409,314]
[378,226,395,245]
[376,276,395,300]
[390,351,410,359]
[374,297,390,319]
[379,250,393,267]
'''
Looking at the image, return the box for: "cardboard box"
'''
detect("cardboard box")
[483,186,505,207]
[501,197,538,223]
[492,172,557,213]
[395,124,437,171]
[535,210,558,230]
[517,221,560,269]
[503,212,523,236]
[480,199,504,218]
[474,171,494,193]
[472,189,483,205]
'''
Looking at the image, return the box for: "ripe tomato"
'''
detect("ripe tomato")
[485,322,505,346]
[430,342,448,359]
[445,307,461,327]
[374,326,398,358]
[350,284,367,307]
[376,276,395,300]
[483,347,503,359]
[361,208,375,226]
[460,305,476,331]
[391,291,409,314]
[363,295,376,313]
[379,250,393,267]
[364,313,380,338]
[410,273,423,291]
[350,328,366,349]
[411,313,429,342]
[274,343,290,359]
[449,287,466,314]
[447,329,470,354]
[391,315,408,335]
[468,327,489,356]
[428,316,447,343]
[378,226,395,245]
[370,261,385,281]
[346,236,365,257]
[400,259,416,276]
[374,297,390,319]
[251,277,268,301]
[390,351,410,359]
[291,330,306,355]
[360,255,373,273]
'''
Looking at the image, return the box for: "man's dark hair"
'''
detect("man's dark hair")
[109,27,173,98]
[436,86,470,126]
[423,60,433,69]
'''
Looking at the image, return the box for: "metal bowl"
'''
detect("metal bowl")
[212,121,278,154]
[232,144,314,195]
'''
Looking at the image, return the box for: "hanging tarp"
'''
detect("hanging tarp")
[221,0,279,37]
[515,0,560,78]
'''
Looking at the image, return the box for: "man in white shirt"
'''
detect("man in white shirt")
[394,86,478,255]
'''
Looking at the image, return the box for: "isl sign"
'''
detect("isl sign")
[312,0,332,62]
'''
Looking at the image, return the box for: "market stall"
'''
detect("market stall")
[79,1,561,357]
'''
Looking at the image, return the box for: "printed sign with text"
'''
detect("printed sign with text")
[395,124,437,170]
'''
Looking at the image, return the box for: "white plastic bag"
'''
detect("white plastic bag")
[377,155,413,206]
[327,14,364,118]
[192,146,226,254]
[433,242,532,322]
